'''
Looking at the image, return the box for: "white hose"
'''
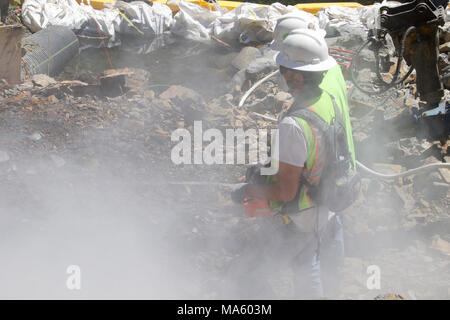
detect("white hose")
[238,67,450,181]
[245,107,450,181]
[356,160,450,180]
[238,70,279,108]
[250,112,277,122]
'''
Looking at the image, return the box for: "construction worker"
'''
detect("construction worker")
[271,13,355,167]
[231,29,356,299]
[0,0,8,24]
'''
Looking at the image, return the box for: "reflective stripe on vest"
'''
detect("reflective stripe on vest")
[268,91,334,213]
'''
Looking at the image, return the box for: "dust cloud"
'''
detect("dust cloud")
[0,36,448,300]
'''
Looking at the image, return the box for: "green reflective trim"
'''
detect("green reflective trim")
[298,186,310,211]
[267,174,283,211]
[295,117,315,170]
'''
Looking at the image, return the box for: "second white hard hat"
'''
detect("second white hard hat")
[271,13,326,50]
[274,28,336,72]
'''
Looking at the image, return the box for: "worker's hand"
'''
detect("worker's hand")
[230,183,249,204]
[245,163,270,185]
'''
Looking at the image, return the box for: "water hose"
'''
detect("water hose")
[239,82,450,180]
[236,46,449,181]
[239,27,417,104]
[238,70,279,108]
[246,109,450,180]
[356,160,450,180]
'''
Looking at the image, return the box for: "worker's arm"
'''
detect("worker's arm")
[231,118,306,204]
[245,161,303,202]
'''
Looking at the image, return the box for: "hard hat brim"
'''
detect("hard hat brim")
[274,51,337,72]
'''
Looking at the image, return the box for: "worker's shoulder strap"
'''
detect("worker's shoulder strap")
[286,90,343,134]
[289,108,328,134]
[324,90,345,127]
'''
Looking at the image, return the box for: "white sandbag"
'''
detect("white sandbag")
[22,0,119,38]
[317,6,367,31]
[22,0,173,46]
[317,2,398,33]
[169,1,307,44]
[213,2,301,44]
[169,0,223,41]
[114,1,173,36]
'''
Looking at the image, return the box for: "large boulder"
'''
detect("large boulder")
[213,52,238,69]
[231,46,262,70]
[159,85,208,123]
[159,85,206,107]
[246,57,277,80]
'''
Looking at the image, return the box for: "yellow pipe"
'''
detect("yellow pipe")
[12,0,450,15]
[150,1,364,14]
[12,0,364,14]
[75,0,115,10]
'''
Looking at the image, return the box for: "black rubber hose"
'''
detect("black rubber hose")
[349,38,379,95]
[350,26,416,95]
[375,26,416,87]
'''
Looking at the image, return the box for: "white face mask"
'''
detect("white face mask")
[277,71,290,92]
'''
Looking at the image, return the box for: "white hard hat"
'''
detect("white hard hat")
[274,28,336,72]
[270,12,325,50]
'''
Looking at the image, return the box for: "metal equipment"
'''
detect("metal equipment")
[350,0,449,142]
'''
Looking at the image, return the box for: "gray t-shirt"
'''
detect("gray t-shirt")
[272,116,308,167]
